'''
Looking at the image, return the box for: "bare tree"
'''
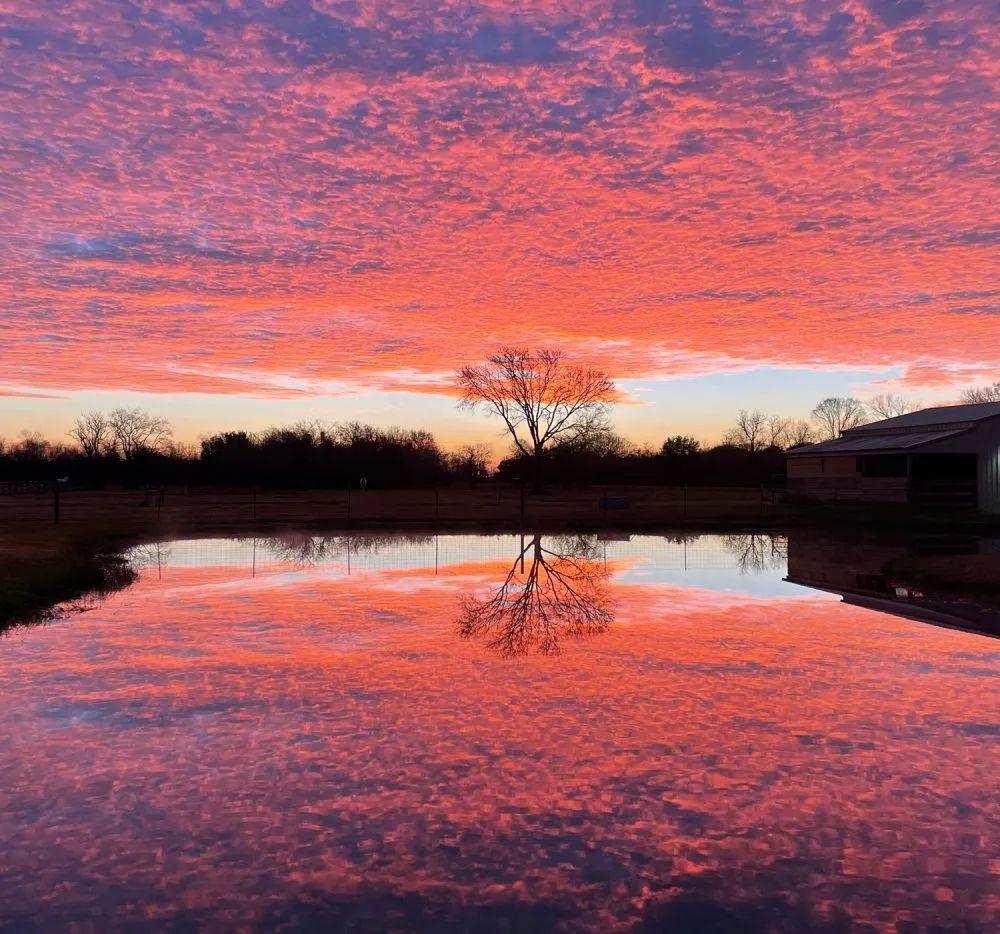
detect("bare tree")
[108,408,172,460]
[456,348,615,491]
[765,415,792,449]
[811,397,867,440]
[785,420,816,448]
[15,429,49,460]
[723,409,768,452]
[868,394,919,420]
[447,443,493,486]
[68,411,111,459]
[457,534,613,657]
[960,382,1000,404]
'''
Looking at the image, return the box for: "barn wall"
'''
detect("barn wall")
[977,429,1000,514]
[787,455,859,479]
[916,420,1000,514]
[787,476,908,504]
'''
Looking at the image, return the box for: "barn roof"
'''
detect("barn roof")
[788,401,1000,457]
[851,401,1000,432]
[788,428,970,456]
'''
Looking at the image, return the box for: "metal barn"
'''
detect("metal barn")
[786,402,1000,513]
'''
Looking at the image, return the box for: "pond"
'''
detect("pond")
[1,532,997,931]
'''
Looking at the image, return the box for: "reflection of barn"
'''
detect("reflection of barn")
[786,402,1000,513]
[784,533,1000,639]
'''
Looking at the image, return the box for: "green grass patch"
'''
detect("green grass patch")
[0,544,137,633]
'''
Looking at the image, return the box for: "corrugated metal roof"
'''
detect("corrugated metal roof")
[851,401,1000,433]
[788,428,969,455]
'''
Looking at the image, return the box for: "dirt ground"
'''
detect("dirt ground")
[0,485,789,541]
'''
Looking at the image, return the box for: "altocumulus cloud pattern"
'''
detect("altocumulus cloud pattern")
[0,0,997,399]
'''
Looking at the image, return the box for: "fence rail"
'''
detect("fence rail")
[0,485,787,528]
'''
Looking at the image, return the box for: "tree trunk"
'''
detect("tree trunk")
[532,447,545,494]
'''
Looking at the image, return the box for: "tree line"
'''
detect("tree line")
[720,395,900,452]
[0,414,492,489]
[2,354,997,489]
[718,386,1000,453]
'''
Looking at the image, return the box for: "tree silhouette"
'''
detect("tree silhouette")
[68,411,111,459]
[960,382,1000,404]
[811,397,867,440]
[456,348,615,491]
[108,408,172,460]
[661,435,701,457]
[724,411,793,451]
[457,534,614,657]
[867,394,919,419]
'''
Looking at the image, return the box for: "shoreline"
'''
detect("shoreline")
[2,487,998,630]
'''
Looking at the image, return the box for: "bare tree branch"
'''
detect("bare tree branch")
[960,382,1000,404]
[811,397,867,440]
[108,408,173,460]
[867,394,919,420]
[456,348,615,490]
[457,534,614,657]
[68,410,111,459]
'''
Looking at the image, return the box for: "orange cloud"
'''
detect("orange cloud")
[0,0,996,404]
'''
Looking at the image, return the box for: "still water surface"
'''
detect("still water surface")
[1,533,997,931]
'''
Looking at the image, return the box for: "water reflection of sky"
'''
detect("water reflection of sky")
[125,533,824,599]
[1,533,997,931]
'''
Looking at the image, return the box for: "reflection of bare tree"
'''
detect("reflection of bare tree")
[458,534,614,657]
[125,542,174,570]
[261,533,433,566]
[723,534,788,574]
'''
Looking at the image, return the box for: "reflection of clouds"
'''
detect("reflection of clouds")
[458,534,614,656]
[2,535,998,929]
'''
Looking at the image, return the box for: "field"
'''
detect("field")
[0,484,789,537]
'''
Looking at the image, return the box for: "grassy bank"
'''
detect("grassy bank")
[0,531,137,632]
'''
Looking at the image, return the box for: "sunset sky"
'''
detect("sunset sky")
[1,0,997,448]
